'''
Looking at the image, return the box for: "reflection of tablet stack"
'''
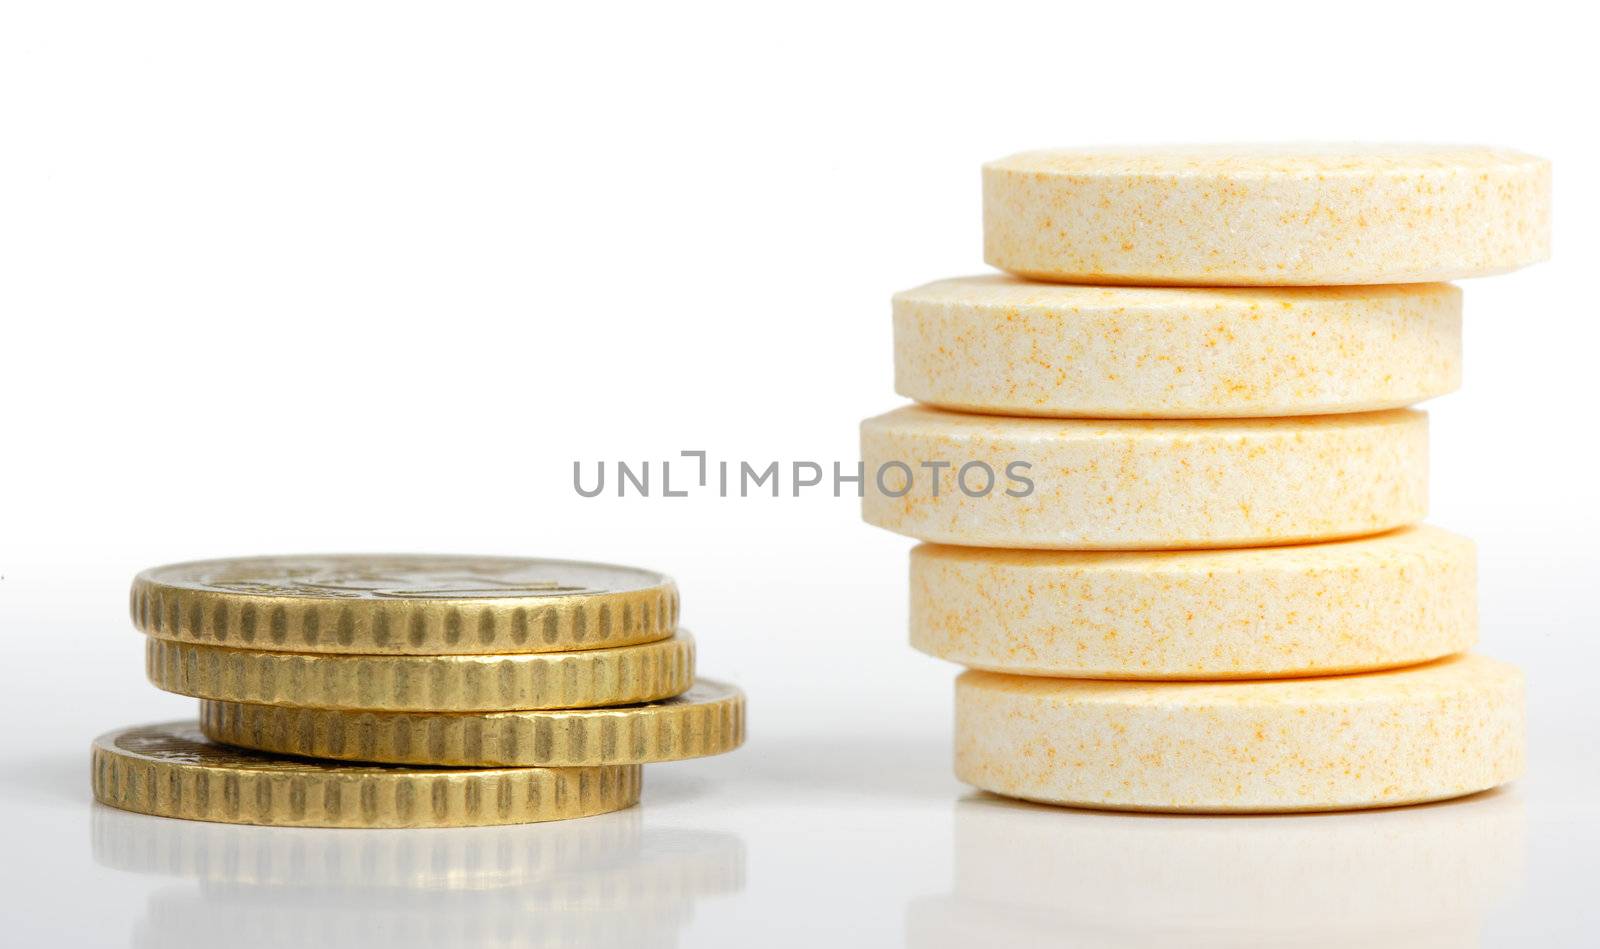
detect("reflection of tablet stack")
[93,555,745,827]
[907,792,1524,947]
[862,145,1550,811]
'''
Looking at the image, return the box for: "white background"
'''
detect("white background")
[2,1,1596,945]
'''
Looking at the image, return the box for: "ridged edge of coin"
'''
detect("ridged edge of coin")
[200,680,746,766]
[146,634,695,711]
[91,722,642,828]
[131,567,679,656]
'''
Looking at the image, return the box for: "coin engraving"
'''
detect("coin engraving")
[188,557,602,600]
[133,555,677,655]
[113,724,412,773]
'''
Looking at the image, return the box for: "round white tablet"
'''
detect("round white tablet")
[912,525,1474,678]
[955,654,1524,812]
[860,406,1427,549]
[893,277,1461,418]
[984,144,1549,286]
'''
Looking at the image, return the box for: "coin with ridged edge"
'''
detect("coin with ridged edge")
[131,554,678,655]
[146,634,694,711]
[91,722,642,828]
[199,680,746,766]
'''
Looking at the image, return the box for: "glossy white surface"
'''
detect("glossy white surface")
[4,647,1598,947]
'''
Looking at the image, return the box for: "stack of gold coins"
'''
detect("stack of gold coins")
[93,555,745,827]
[863,145,1549,812]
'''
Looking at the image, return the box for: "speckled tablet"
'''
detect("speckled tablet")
[912,526,1474,678]
[893,277,1460,418]
[955,654,1524,812]
[860,406,1427,550]
[984,145,1549,286]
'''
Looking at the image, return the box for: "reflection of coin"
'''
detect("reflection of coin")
[955,654,1524,812]
[132,555,677,655]
[147,634,694,711]
[136,882,688,949]
[200,680,745,766]
[91,722,641,828]
[92,801,644,888]
[515,827,747,911]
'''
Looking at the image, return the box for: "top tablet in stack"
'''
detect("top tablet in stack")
[983,144,1549,286]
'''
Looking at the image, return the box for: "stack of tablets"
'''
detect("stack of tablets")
[862,145,1549,811]
[94,554,745,827]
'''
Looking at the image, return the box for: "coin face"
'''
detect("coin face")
[91,722,643,828]
[143,554,663,601]
[110,722,408,773]
[132,555,678,655]
[91,788,645,889]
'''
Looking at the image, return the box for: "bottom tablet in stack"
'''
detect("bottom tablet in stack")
[954,654,1524,813]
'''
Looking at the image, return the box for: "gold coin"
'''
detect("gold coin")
[199,679,746,766]
[131,554,678,655]
[146,634,694,711]
[91,722,641,828]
